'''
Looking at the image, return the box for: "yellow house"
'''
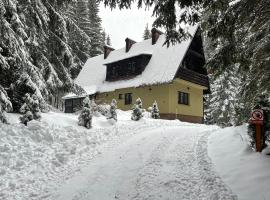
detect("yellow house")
[63,26,209,123]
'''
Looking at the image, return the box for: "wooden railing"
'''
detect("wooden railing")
[176,67,209,88]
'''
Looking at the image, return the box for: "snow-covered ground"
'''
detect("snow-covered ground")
[1,111,270,200]
[208,125,270,200]
[0,111,213,199]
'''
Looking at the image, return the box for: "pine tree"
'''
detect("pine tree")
[143,23,151,40]
[19,93,41,126]
[76,0,92,37]
[102,30,106,46]
[151,101,160,119]
[203,0,270,125]
[0,0,95,111]
[0,85,12,124]
[131,98,143,121]
[78,97,93,129]
[106,35,112,46]
[107,99,117,121]
[204,65,241,126]
[88,0,103,56]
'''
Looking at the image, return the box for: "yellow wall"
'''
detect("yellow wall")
[169,79,206,117]
[95,78,206,117]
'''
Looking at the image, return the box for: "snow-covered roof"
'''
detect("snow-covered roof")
[74,26,198,96]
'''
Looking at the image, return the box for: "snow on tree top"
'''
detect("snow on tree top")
[72,26,198,97]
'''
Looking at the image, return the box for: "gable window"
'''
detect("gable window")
[119,94,123,100]
[178,92,189,105]
[125,93,132,105]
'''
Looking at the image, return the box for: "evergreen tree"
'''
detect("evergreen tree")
[102,30,106,46]
[107,99,117,121]
[78,97,93,129]
[0,85,12,124]
[106,35,112,46]
[131,98,143,121]
[88,0,103,56]
[19,93,41,126]
[0,0,94,111]
[143,23,151,40]
[76,0,92,37]
[151,100,160,119]
[203,0,270,124]
[204,65,241,126]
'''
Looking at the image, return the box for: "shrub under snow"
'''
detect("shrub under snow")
[131,98,143,121]
[151,101,160,119]
[78,97,93,129]
[19,93,42,126]
[107,99,117,121]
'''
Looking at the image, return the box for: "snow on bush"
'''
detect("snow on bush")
[151,100,160,119]
[78,97,93,129]
[131,98,143,121]
[0,85,12,124]
[19,93,41,126]
[107,99,117,121]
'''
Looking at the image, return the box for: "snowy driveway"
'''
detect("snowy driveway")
[53,126,237,200]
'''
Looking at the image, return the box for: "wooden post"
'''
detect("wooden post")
[255,124,262,152]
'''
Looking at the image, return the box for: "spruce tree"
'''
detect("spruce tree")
[88,0,103,56]
[78,97,93,129]
[143,23,151,40]
[0,0,95,111]
[107,99,117,121]
[0,85,12,124]
[106,35,112,46]
[102,30,106,46]
[76,0,92,37]
[151,101,160,119]
[131,98,143,121]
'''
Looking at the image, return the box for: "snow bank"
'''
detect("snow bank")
[0,111,206,199]
[208,125,270,200]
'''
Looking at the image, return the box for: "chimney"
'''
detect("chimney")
[151,28,163,45]
[104,45,114,59]
[125,38,136,52]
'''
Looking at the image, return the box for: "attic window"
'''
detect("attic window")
[128,62,136,73]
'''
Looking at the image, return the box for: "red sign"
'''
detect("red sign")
[250,109,264,125]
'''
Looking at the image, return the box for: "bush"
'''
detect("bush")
[19,93,41,126]
[131,98,143,121]
[107,99,117,121]
[151,100,160,119]
[78,97,93,129]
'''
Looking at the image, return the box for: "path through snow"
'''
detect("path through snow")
[53,126,237,200]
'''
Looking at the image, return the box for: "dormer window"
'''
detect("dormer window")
[128,61,136,73]
[105,54,151,82]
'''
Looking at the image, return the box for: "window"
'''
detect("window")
[119,94,123,100]
[128,62,136,74]
[125,93,132,105]
[178,92,189,105]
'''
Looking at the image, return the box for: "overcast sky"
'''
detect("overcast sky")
[99,4,155,49]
